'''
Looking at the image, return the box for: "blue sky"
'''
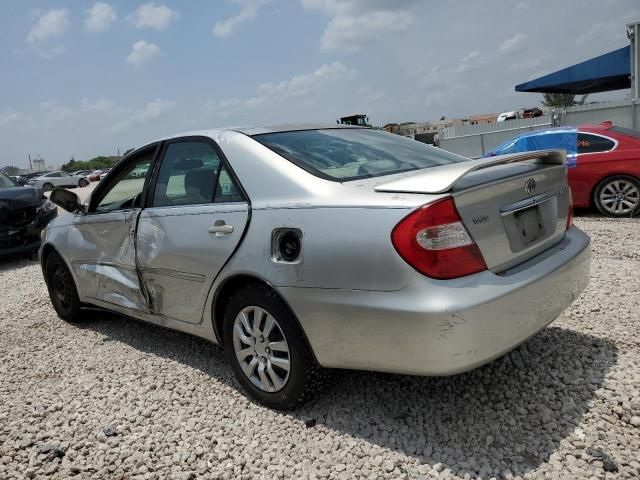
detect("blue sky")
[1,0,638,168]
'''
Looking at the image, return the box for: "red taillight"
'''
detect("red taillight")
[391,197,488,279]
[566,187,574,229]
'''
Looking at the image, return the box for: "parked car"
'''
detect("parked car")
[497,111,518,122]
[10,176,28,186]
[21,171,52,180]
[0,171,57,256]
[72,170,92,177]
[42,125,590,409]
[488,122,640,217]
[87,170,105,182]
[28,171,89,191]
[98,169,112,181]
[522,108,543,118]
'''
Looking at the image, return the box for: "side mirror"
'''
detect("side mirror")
[50,188,84,213]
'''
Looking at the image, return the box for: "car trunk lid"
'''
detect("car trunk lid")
[375,150,571,272]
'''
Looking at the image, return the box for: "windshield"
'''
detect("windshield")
[0,172,17,188]
[252,128,466,181]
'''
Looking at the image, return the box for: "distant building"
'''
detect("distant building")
[32,158,46,172]
[468,113,498,125]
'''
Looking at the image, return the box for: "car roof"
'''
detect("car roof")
[149,123,366,143]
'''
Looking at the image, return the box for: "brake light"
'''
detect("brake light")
[566,187,574,229]
[391,197,487,279]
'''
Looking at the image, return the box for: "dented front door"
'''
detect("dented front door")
[71,209,147,311]
[70,146,157,312]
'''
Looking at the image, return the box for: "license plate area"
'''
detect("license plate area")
[513,206,545,247]
[501,192,556,253]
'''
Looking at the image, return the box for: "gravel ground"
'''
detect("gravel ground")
[1,215,639,480]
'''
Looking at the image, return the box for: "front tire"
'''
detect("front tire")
[42,182,54,192]
[223,285,324,409]
[45,252,81,322]
[594,175,640,217]
[78,178,89,188]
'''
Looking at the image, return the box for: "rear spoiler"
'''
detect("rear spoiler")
[374,149,567,194]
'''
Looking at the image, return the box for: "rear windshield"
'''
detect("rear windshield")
[609,126,640,140]
[252,128,466,181]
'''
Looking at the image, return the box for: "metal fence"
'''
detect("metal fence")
[440,99,640,158]
[440,117,553,158]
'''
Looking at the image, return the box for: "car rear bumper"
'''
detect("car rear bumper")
[279,226,590,375]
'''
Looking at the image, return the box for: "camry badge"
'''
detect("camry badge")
[525,178,537,195]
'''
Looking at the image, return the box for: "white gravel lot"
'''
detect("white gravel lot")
[1,215,639,480]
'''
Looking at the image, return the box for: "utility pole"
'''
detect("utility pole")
[28,154,32,171]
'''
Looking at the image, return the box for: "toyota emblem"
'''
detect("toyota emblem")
[525,178,536,195]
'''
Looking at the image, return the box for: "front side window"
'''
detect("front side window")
[252,128,466,181]
[578,133,615,154]
[95,151,153,213]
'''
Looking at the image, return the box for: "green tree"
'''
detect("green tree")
[61,156,115,172]
[541,93,589,108]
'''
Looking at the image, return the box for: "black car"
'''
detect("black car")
[0,172,57,257]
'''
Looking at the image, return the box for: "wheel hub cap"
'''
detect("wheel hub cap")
[232,306,291,393]
[600,180,640,215]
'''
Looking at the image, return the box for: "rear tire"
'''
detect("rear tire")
[222,284,325,409]
[78,178,89,188]
[45,252,81,322]
[42,182,54,192]
[594,175,640,217]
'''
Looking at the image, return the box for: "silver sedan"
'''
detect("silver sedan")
[41,125,590,409]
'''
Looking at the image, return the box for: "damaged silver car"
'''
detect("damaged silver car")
[41,125,590,409]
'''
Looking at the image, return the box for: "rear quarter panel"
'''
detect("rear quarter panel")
[221,206,416,291]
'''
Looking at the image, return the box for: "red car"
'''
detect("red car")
[489,122,640,217]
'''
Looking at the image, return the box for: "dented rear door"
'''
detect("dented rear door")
[135,138,249,325]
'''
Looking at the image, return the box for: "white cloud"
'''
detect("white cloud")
[453,51,480,73]
[85,3,117,33]
[0,110,25,128]
[113,98,175,131]
[512,2,529,14]
[126,40,160,65]
[499,32,528,54]
[213,0,265,38]
[81,98,115,113]
[207,62,357,123]
[27,9,70,44]
[40,101,74,121]
[127,3,178,30]
[302,0,419,51]
[258,62,353,97]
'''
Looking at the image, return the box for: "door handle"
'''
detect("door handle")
[208,221,234,236]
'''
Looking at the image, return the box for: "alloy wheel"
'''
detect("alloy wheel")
[599,179,640,215]
[232,306,291,393]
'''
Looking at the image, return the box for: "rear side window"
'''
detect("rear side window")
[152,140,245,207]
[214,165,244,203]
[252,128,466,181]
[577,133,615,154]
[153,141,221,207]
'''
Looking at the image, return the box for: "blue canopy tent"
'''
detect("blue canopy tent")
[515,46,631,94]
